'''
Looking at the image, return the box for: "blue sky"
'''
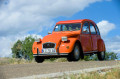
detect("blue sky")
[0,0,120,57]
[40,0,120,37]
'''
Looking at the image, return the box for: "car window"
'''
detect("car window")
[95,25,100,35]
[82,22,89,34]
[54,25,61,31]
[54,23,81,31]
[90,23,96,34]
[62,25,68,31]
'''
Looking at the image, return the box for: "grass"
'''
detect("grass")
[0,58,35,65]
[0,57,68,65]
[47,68,120,79]
[44,58,67,63]
[0,57,90,65]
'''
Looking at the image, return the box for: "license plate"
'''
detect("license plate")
[42,49,56,53]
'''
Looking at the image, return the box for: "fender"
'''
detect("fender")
[59,37,78,53]
[97,39,106,52]
[32,42,42,54]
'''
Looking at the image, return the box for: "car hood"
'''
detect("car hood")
[42,31,80,44]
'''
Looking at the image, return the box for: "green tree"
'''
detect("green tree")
[105,52,118,60]
[11,36,35,60]
[84,52,118,61]
[11,40,22,58]
[22,36,35,60]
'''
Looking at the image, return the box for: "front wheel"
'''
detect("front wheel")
[67,43,81,61]
[97,51,105,61]
[35,56,44,63]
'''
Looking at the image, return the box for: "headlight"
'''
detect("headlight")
[35,38,41,42]
[62,36,68,41]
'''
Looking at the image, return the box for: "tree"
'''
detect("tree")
[11,40,22,58]
[84,52,118,61]
[105,52,118,60]
[22,36,35,60]
[11,36,35,60]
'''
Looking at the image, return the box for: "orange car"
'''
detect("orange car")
[32,19,106,63]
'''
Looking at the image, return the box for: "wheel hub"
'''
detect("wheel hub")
[74,46,80,59]
[101,51,105,58]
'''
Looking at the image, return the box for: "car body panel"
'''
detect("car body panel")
[97,39,106,52]
[91,34,98,51]
[59,37,79,53]
[80,34,92,52]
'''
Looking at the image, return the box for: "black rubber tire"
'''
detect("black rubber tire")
[80,49,84,59]
[97,51,105,61]
[67,53,73,62]
[35,56,44,63]
[67,43,81,61]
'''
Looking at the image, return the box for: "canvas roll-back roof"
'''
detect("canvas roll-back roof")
[56,19,95,25]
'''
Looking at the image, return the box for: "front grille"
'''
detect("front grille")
[43,43,55,48]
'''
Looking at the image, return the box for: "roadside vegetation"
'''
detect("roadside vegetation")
[0,36,119,65]
[11,36,35,60]
[0,58,35,65]
[46,67,120,79]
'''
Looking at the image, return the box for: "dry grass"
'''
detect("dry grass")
[0,58,35,65]
[50,68,120,79]
[44,58,67,63]
[0,58,68,65]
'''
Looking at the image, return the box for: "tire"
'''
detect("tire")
[35,56,44,63]
[67,43,81,61]
[67,53,73,62]
[97,51,105,61]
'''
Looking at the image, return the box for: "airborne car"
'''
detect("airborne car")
[32,19,106,63]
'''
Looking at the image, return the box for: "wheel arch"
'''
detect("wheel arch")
[74,40,83,53]
[71,40,84,59]
[97,39,106,52]
[59,38,83,54]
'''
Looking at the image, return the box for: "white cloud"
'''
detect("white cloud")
[0,0,102,36]
[97,20,115,37]
[97,20,120,54]
[104,36,120,54]
[0,34,42,57]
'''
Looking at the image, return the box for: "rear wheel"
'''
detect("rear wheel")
[97,51,105,61]
[35,56,44,63]
[67,43,82,61]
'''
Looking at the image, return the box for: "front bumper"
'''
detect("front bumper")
[33,53,68,56]
[33,48,68,56]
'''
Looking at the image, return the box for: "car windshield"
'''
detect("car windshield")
[54,23,81,31]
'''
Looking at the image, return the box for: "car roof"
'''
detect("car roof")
[56,19,95,25]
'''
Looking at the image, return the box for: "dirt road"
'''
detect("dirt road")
[0,61,120,79]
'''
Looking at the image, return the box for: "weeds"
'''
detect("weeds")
[0,58,35,65]
[0,58,67,65]
[50,68,120,79]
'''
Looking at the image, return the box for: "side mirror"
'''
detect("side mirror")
[48,31,51,35]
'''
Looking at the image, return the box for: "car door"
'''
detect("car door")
[89,22,100,51]
[80,22,92,52]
